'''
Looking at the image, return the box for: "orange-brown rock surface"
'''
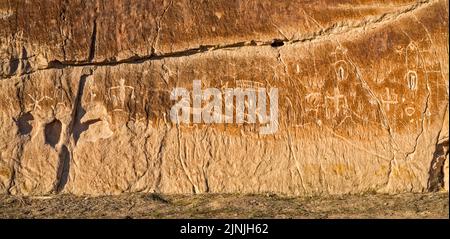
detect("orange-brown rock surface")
[0,0,448,195]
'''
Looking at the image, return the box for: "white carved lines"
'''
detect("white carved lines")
[406,70,418,91]
[334,60,349,82]
[235,80,265,89]
[27,93,53,112]
[325,87,347,118]
[380,88,398,112]
[331,46,350,82]
[405,42,420,69]
[108,78,135,111]
[303,92,323,125]
[404,106,416,117]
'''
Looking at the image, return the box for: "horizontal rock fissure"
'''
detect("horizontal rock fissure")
[0,0,433,80]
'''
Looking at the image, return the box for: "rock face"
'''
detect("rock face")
[0,0,448,196]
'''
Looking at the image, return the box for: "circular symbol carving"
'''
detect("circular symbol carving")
[405,107,415,116]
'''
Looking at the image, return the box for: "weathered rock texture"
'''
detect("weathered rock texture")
[0,0,448,195]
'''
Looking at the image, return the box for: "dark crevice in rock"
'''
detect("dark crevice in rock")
[8,58,19,76]
[15,112,34,136]
[428,140,449,192]
[44,119,62,148]
[88,19,97,62]
[70,70,101,144]
[54,145,70,193]
[59,0,68,61]
[71,72,89,130]
[4,47,32,77]
[42,41,257,71]
[154,127,169,192]
[73,118,101,144]
[271,39,284,48]
[53,68,95,194]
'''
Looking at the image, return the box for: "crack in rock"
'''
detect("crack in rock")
[0,0,434,80]
[428,139,449,191]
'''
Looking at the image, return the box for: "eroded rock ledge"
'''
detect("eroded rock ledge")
[0,0,448,195]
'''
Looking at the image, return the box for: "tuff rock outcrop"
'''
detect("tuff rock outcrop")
[0,0,448,195]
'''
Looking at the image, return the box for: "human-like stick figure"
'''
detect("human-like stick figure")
[108,78,135,109]
[326,87,346,117]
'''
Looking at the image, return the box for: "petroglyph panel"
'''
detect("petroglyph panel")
[0,0,448,195]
